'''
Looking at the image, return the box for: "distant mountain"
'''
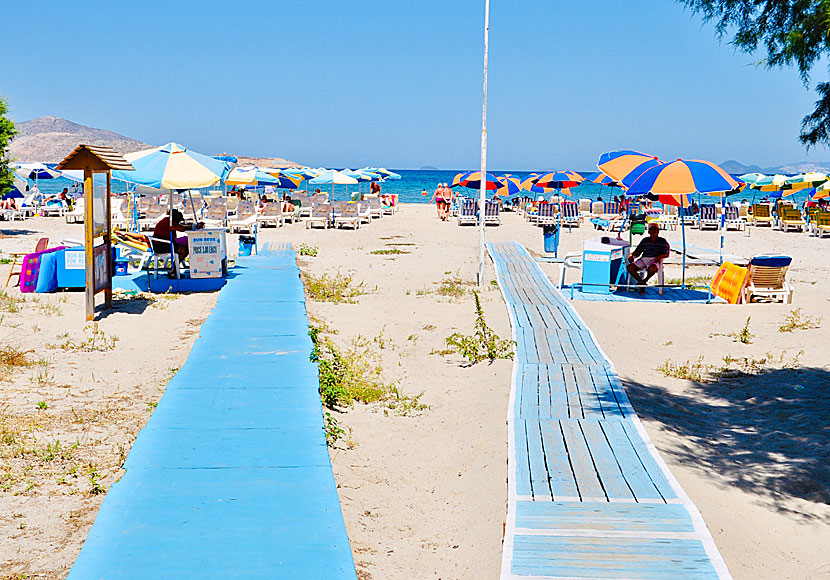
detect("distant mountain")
[224,154,299,169]
[721,158,830,175]
[10,116,151,163]
[420,165,438,170]
[720,160,764,175]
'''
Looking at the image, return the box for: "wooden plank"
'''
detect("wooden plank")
[602,420,672,501]
[580,420,635,501]
[514,501,695,533]
[589,366,625,419]
[573,365,603,419]
[546,365,568,418]
[513,418,533,497]
[562,365,583,419]
[511,535,720,579]
[520,364,538,420]
[539,420,579,499]
[619,419,677,500]
[525,419,552,500]
[559,419,605,501]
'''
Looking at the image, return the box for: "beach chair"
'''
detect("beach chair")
[357,200,372,224]
[228,202,257,233]
[814,212,830,238]
[457,198,477,225]
[560,201,580,229]
[698,204,719,230]
[64,198,85,224]
[751,203,774,226]
[5,237,49,287]
[256,202,285,228]
[779,207,806,232]
[381,194,398,215]
[225,197,240,216]
[334,202,361,229]
[202,200,228,229]
[590,201,604,215]
[724,205,746,231]
[139,203,168,231]
[738,204,750,219]
[679,206,698,227]
[484,200,501,225]
[578,198,591,216]
[312,193,329,206]
[305,202,331,229]
[536,202,556,225]
[658,204,678,231]
[741,255,793,303]
[294,194,313,218]
[366,195,383,219]
[110,198,130,230]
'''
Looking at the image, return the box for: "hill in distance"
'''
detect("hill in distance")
[721,159,830,175]
[10,116,300,167]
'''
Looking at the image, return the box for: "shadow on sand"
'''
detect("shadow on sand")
[622,365,830,518]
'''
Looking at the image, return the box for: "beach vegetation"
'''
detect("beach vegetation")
[303,272,366,303]
[385,242,415,247]
[0,97,18,195]
[35,402,47,411]
[657,356,715,382]
[324,412,349,447]
[298,244,318,257]
[666,275,712,287]
[681,0,830,146]
[444,291,514,365]
[422,324,436,331]
[658,349,805,383]
[47,323,118,352]
[778,308,822,333]
[730,316,754,344]
[0,291,24,313]
[370,248,409,255]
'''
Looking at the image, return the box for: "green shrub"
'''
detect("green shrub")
[444,292,514,365]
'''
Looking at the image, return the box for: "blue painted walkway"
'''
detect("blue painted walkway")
[489,242,731,580]
[560,285,720,303]
[68,246,357,579]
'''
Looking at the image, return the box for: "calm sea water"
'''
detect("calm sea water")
[27,168,814,206]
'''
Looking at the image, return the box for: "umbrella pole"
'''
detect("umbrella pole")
[719,195,725,265]
[681,216,686,289]
[477,0,490,287]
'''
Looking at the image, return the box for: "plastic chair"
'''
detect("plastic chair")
[6,237,48,287]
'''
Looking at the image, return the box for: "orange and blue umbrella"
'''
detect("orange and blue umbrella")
[582,171,621,187]
[598,150,663,188]
[495,176,522,197]
[627,159,740,196]
[452,171,500,191]
[519,173,553,195]
[534,170,583,189]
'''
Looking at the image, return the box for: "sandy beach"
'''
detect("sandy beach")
[1,205,828,579]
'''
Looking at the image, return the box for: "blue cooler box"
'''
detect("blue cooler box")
[56,248,86,288]
[582,237,630,294]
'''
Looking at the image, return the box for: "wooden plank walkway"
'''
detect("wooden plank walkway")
[489,241,731,580]
[66,247,357,579]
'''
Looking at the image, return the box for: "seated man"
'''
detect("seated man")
[152,209,203,263]
[627,222,670,294]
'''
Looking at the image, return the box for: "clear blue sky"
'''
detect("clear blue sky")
[4,0,826,170]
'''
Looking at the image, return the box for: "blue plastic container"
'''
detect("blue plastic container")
[238,236,255,256]
[542,224,559,256]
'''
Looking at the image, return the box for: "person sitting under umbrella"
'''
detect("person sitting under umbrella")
[627,222,670,294]
[152,209,203,263]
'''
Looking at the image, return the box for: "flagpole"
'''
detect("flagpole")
[478,0,490,286]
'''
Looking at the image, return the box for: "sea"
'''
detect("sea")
[27,168,816,207]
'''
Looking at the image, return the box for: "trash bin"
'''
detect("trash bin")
[542,224,560,256]
[238,235,256,257]
[582,236,630,294]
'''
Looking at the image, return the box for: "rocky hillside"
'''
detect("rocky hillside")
[9,116,151,162]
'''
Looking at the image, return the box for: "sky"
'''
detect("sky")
[4,0,827,170]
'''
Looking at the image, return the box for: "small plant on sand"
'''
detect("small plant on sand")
[436,276,468,298]
[48,323,118,352]
[0,291,24,313]
[304,272,365,303]
[86,463,105,496]
[729,316,754,344]
[298,244,318,257]
[778,308,822,333]
[665,275,713,288]
[656,356,714,382]
[35,401,48,411]
[370,248,409,255]
[444,291,514,365]
[324,412,352,447]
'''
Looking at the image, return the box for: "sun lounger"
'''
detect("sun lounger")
[578,198,591,216]
[305,203,331,229]
[698,204,719,230]
[742,255,793,303]
[724,205,746,231]
[536,202,556,225]
[658,204,678,231]
[751,203,774,226]
[457,198,477,225]
[334,202,361,229]
[357,201,372,224]
[367,196,383,219]
[294,194,313,218]
[813,211,830,238]
[484,200,501,225]
[256,202,284,228]
[590,201,604,216]
[560,201,580,229]
[139,203,168,231]
[228,202,257,233]
[779,207,806,232]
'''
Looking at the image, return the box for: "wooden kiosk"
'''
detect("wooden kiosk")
[56,145,134,320]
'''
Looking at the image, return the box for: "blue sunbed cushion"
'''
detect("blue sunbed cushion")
[751,255,792,268]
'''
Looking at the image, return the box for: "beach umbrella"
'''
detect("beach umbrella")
[494,176,522,197]
[261,169,303,190]
[365,167,401,180]
[14,162,61,181]
[453,171,500,191]
[309,169,358,200]
[533,170,583,189]
[628,158,741,284]
[598,150,663,188]
[751,174,788,192]
[226,167,283,187]
[112,143,228,189]
[785,172,828,190]
[3,174,27,199]
[738,173,766,186]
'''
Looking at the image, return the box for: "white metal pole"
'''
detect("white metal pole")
[478,0,490,286]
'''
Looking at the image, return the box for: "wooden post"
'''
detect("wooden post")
[84,167,95,320]
[104,171,113,309]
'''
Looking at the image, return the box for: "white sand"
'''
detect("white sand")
[1,206,828,579]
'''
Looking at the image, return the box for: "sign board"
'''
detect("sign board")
[65,250,85,269]
[92,244,110,293]
[188,229,227,279]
